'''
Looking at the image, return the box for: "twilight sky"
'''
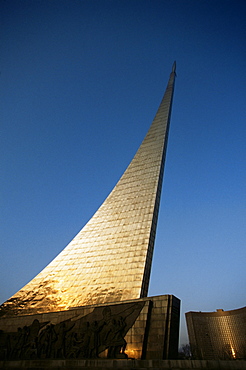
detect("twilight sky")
[1,0,245,345]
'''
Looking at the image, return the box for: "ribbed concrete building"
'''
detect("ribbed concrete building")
[186,306,246,360]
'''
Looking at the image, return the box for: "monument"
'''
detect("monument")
[0,63,180,363]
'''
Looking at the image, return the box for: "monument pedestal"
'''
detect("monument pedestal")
[0,295,180,362]
[1,359,246,369]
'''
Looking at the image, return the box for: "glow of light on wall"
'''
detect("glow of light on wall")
[231,345,236,359]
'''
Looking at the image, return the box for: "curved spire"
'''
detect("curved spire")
[172,61,176,73]
[0,65,176,316]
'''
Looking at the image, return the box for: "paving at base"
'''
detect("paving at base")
[1,359,246,369]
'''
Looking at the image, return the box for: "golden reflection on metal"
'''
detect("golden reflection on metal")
[1,67,176,316]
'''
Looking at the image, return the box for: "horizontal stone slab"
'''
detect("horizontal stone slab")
[1,359,246,369]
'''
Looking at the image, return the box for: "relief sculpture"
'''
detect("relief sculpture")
[0,301,144,360]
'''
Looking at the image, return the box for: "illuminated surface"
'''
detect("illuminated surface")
[0,65,176,316]
[186,307,246,360]
[0,295,180,360]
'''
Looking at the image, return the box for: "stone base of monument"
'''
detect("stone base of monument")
[1,359,246,369]
[0,295,180,362]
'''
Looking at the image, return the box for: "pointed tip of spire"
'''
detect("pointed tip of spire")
[172,61,176,73]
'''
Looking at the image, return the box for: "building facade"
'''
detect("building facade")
[186,306,246,360]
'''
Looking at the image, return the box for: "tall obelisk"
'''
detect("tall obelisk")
[1,63,176,316]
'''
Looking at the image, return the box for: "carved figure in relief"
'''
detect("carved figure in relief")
[66,331,81,358]
[98,307,127,358]
[0,330,9,360]
[23,319,40,359]
[53,321,74,358]
[38,324,57,358]
[0,301,144,360]
[87,320,100,358]
[11,326,28,359]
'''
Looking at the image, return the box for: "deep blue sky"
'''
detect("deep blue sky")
[1,0,245,345]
